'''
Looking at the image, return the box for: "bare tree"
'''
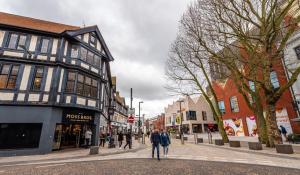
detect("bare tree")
[173,0,300,147]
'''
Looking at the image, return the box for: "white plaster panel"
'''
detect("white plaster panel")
[50,57,56,61]
[91,67,99,74]
[80,62,89,69]
[0,92,14,101]
[83,33,89,43]
[51,39,58,54]
[63,58,66,62]
[57,95,60,103]
[29,35,38,52]
[71,60,76,65]
[37,55,48,60]
[44,67,53,92]
[58,69,64,92]
[96,40,101,51]
[17,93,25,101]
[43,94,49,102]
[64,41,68,56]
[0,30,5,47]
[76,97,86,105]
[20,65,31,90]
[66,96,71,103]
[28,94,40,102]
[88,100,96,107]
[3,51,24,57]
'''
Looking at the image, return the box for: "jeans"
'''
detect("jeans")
[99,139,105,147]
[124,141,131,149]
[152,144,160,159]
[163,146,168,155]
[119,141,123,147]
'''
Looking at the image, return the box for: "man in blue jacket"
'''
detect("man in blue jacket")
[150,129,162,160]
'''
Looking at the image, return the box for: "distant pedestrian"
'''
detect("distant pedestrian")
[151,129,162,161]
[147,131,150,138]
[85,128,92,148]
[124,130,132,149]
[161,129,171,158]
[280,125,288,141]
[118,131,124,148]
[99,131,106,147]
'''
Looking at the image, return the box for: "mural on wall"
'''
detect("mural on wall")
[223,118,245,136]
[276,108,293,135]
[246,116,258,137]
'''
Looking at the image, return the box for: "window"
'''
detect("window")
[249,81,255,92]
[80,47,87,62]
[65,72,76,93]
[218,101,225,114]
[186,111,197,120]
[40,38,50,53]
[76,74,84,95]
[202,111,207,121]
[71,45,79,58]
[294,45,300,60]
[270,71,280,89]
[31,67,44,91]
[91,79,98,97]
[94,55,101,67]
[230,96,239,112]
[87,51,94,65]
[6,33,27,50]
[90,34,96,48]
[0,64,19,89]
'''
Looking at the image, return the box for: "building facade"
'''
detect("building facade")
[164,96,217,134]
[111,90,128,133]
[0,12,115,156]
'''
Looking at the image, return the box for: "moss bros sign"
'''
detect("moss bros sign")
[62,109,94,124]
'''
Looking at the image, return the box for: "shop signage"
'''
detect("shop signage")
[62,109,94,124]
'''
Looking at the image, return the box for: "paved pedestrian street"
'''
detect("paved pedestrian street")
[0,139,299,174]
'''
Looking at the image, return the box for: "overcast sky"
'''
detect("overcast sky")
[0,0,192,117]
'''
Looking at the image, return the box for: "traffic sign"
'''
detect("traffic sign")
[128,115,135,123]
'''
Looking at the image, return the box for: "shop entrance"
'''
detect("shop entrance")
[52,124,92,150]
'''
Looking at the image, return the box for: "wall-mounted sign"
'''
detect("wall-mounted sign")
[62,109,94,124]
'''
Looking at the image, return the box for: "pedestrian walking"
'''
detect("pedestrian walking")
[99,131,106,147]
[84,128,92,148]
[151,129,162,161]
[279,125,288,141]
[124,130,132,149]
[161,129,171,158]
[147,131,150,138]
[118,131,124,149]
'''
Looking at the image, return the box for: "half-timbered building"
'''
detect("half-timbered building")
[0,12,115,156]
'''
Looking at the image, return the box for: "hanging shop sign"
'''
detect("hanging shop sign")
[62,109,94,124]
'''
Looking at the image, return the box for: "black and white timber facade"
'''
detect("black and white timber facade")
[0,12,115,156]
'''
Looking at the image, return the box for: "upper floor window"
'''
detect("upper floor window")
[218,101,225,114]
[76,46,101,68]
[71,45,79,58]
[6,33,27,50]
[31,67,44,91]
[270,71,280,89]
[186,111,197,120]
[202,111,207,121]
[39,38,50,53]
[294,45,300,60]
[230,96,239,112]
[65,72,98,98]
[80,47,88,61]
[0,64,19,89]
[249,81,255,92]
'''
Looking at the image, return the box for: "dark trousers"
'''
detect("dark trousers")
[119,141,123,147]
[85,139,90,148]
[152,144,160,159]
[100,139,105,147]
[124,141,131,149]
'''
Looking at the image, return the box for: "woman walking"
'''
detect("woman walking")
[118,131,124,148]
[161,129,171,158]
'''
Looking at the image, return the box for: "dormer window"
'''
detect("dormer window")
[6,32,27,50]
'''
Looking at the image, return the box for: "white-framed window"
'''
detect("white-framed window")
[218,100,225,114]
[270,71,280,89]
[230,96,239,112]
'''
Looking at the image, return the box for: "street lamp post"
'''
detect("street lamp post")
[138,101,143,143]
[177,99,184,144]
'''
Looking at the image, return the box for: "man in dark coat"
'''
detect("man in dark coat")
[150,129,162,160]
[123,130,132,149]
[118,131,124,148]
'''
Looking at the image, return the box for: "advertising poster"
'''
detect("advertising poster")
[246,116,258,137]
[223,118,245,136]
[276,108,293,135]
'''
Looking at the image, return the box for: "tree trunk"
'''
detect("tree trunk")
[255,106,270,146]
[265,103,282,147]
[217,117,229,143]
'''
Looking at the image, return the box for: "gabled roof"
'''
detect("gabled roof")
[65,25,114,61]
[0,12,80,33]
